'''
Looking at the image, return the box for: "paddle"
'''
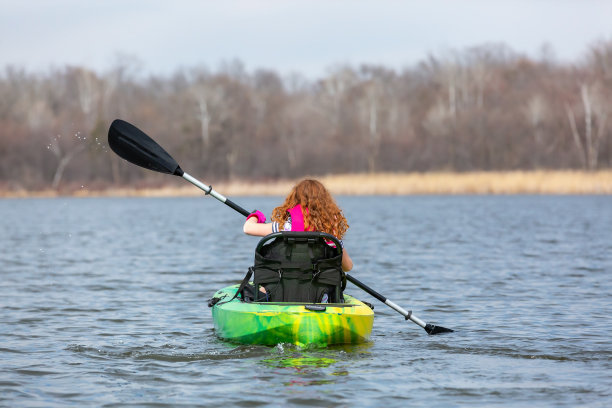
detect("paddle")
[345,274,453,335]
[107,119,250,217]
[108,119,453,335]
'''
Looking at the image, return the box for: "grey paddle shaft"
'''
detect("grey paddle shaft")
[182,172,250,217]
[182,172,223,200]
[384,299,426,328]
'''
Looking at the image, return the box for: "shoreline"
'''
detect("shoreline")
[2,171,612,198]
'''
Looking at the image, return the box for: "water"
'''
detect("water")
[1,195,610,407]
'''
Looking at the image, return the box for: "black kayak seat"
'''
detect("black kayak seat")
[252,231,345,303]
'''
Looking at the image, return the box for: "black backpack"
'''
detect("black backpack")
[251,231,346,303]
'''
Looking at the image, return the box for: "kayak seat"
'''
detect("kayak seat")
[251,231,345,303]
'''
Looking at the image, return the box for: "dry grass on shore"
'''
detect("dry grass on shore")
[318,171,612,195]
[2,171,612,198]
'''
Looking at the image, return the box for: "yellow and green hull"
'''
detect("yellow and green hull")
[210,285,374,347]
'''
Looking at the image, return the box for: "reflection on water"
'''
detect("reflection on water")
[259,343,373,388]
[264,356,337,369]
[1,196,611,407]
[264,355,338,387]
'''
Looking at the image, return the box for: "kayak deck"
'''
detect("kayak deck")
[210,284,374,347]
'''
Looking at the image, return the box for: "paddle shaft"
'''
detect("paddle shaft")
[181,172,250,217]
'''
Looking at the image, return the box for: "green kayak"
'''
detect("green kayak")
[210,284,374,347]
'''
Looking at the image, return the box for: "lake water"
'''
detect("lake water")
[1,195,610,407]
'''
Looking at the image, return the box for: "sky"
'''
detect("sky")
[1,0,611,79]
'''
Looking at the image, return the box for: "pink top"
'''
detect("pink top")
[271,204,342,248]
[286,204,311,231]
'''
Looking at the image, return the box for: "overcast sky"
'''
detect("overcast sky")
[2,0,611,79]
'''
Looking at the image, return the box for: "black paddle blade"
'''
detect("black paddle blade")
[108,119,183,176]
[424,323,454,335]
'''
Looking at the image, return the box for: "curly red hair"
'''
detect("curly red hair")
[271,179,349,239]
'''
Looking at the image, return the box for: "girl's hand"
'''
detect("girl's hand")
[246,210,266,223]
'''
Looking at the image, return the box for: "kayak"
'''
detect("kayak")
[209,284,374,347]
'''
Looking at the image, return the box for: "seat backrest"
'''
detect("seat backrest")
[252,231,344,303]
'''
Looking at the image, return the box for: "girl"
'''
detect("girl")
[243,179,353,272]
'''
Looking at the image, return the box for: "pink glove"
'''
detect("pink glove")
[246,210,266,223]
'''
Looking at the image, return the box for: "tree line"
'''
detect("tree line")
[1,41,611,192]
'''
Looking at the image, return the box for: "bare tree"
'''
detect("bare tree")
[524,94,553,166]
[317,66,357,131]
[48,134,86,189]
[566,84,608,170]
[189,72,215,152]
